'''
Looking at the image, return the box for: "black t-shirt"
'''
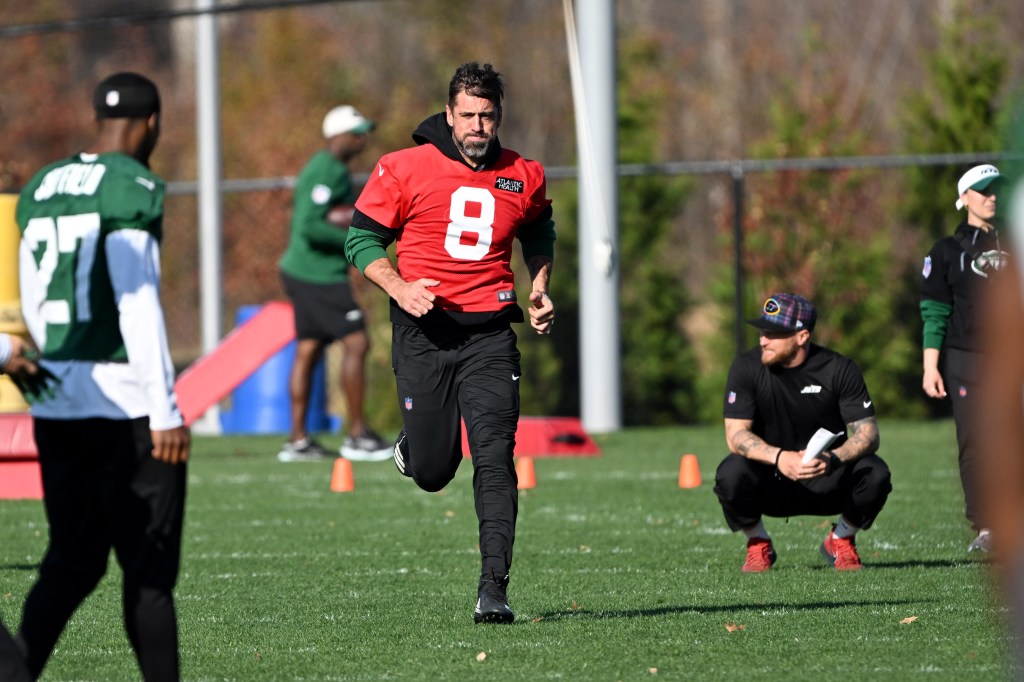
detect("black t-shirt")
[723,344,875,452]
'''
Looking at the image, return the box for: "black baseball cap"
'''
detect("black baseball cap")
[93,72,160,119]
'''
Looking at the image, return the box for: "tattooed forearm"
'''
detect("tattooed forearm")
[834,416,879,463]
[725,419,777,464]
[734,430,766,457]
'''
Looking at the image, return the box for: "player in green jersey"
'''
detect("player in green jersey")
[13,72,188,682]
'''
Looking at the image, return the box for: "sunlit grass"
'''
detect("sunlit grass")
[0,420,1011,680]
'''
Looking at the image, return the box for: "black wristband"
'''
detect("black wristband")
[825,449,839,473]
[774,448,783,478]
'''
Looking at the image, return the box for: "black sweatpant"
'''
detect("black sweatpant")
[944,346,983,530]
[0,619,29,682]
[392,323,521,586]
[17,417,186,682]
[714,453,892,531]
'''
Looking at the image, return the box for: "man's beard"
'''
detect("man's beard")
[761,342,800,367]
[454,133,493,162]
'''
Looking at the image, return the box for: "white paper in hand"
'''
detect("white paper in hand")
[801,428,842,464]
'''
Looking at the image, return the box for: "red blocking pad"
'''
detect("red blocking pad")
[0,412,37,458]
[0,412,42,499]
[174,301,297,426]
[0,459,42,499]
[461,416,601,458]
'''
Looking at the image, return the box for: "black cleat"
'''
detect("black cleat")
[474,582,514,624]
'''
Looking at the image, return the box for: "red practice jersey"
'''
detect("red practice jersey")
[356,143,551,313]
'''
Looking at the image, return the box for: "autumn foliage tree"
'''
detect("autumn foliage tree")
[701,31,922,421]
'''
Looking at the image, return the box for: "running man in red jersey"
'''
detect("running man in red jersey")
[345,62,555,624]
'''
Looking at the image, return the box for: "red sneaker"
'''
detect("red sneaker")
[741,537,777,573]
[820,528,863,570]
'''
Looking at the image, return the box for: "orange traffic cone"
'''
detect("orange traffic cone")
[331,457,355,492]
[516,456,536,490]
[678,454,701,489]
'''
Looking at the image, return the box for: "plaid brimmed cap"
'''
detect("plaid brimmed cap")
[93,72,160,119]
[747,293,817,333]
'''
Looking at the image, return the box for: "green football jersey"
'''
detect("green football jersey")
[17,152,164,362]
[279,150,354,284]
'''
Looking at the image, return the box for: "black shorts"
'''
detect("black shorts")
[281,271,365,341]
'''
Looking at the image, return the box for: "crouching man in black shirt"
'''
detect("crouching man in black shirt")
[714,293,892,572]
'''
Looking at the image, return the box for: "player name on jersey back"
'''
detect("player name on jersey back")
[33,163,107,201]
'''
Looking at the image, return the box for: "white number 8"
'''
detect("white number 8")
[445,186,495,261]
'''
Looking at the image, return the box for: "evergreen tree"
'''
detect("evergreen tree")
[903,5,1006,243]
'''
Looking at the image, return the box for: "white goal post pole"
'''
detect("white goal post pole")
[563,0,621,432]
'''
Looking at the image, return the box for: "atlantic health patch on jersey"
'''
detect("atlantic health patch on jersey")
[494,177,524,193]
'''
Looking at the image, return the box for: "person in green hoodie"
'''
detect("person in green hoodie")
[278,105,390,463]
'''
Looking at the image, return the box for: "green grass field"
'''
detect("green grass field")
[0,419,1013,680]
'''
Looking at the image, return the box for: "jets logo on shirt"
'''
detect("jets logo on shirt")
[494,177,524,193]
[971,249,1009,278]
[801,385,822,394]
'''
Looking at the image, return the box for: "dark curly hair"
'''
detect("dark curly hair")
[447,62,504,114]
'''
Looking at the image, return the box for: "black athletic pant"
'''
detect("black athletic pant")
[17,417,186,682]
[944,346,983,530]
[0,619,29,682]
[714,453,892,531]
[392,323,520,587]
